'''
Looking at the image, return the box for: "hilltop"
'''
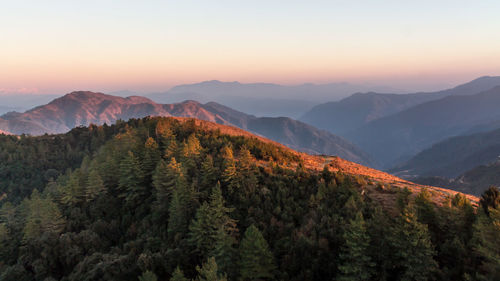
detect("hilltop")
[0,91,375,166]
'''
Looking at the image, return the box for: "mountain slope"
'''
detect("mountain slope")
[391,127,500,178]
[1,116,488,281]
[0,91,375,166]
[300,76,500,135]
[347,85,500,167]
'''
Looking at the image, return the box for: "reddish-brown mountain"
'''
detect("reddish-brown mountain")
[0,91,376,166]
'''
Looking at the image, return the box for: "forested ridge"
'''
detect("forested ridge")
[0,117,499,280]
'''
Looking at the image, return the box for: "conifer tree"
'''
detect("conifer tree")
[338,211,373,281]
[142,137,161,178]
[167,174,196,243]
[239,225,276,281]
[85,168,106,202]
[119,151,146,206]
[211,228,237,279]
[60,171,86,206]
[138,270,158,281]
[181,134,202,177]
[472,207,500,279]
[479,186,500,215]
[23,190,65,242]
[221,146,238,191]
[152,158,183,203]
[195,257,228,281]
[391,208,437,281]
[189,183,237,258]
[170,267,189,281]
[236,147,258,194]
[200,155,217,195]
[165,139,180,160]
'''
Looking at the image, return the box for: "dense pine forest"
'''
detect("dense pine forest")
[0,117,499,280]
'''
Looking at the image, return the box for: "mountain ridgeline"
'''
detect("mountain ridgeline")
[300,76,500,136]
[0,117,498,281]
[146,80,404,118]
[0,91,375,166]
[347,85,500,167]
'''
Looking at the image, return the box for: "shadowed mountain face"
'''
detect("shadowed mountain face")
[300,76,500,136]
[147,80,403,118]
[411,160,500,196]
[347,85,500,168]
[0,91,375,166]
[391,127,500,179]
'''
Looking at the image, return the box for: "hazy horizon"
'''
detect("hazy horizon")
[1,1,500,95]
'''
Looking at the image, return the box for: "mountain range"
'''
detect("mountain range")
[392,127,500,179]
[411,159,500,196]
[347,85,500,167]
[147,80,403,118]
[0,91,375,166]
[300,76,500,136]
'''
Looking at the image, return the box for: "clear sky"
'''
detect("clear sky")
[1,0,499,94]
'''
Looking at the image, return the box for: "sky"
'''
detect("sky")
[1,0,500,94]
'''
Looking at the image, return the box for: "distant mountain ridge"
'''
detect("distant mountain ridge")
[391,127,500,179]
[300,76,500,135]
[147,80,403,118]
[0,91,375,166]
[347,85,500,167]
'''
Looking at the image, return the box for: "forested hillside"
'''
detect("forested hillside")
[0,91,375,166]
[0,117,499,280]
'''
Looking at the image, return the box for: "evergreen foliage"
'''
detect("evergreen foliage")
[0,117,497,281]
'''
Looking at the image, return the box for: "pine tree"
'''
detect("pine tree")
[23,190,65,242]
[165,139,180,160]
[118,151,147,207]
[195,257,228,281]
[181,134,202,177]
[338,211,373,281]
[155,119,175,150]
[479,186,500,215]
[211,228,237,279]
[167,174,196,244]
[236,147,258,194]
[60,171,86,206]
[138,270,158,281]
[200,155,217,195]
[118,151,144,193]
[221,146,238,191]
[472,208,500,279]
[85,168,106,202]
[152,158,183,203]
[189,183,237,258]
[170,267,189,281]
[390,208,437,281]
[142,137,161,178]
[239,225,276,281]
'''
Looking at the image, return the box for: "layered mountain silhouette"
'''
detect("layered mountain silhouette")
[411,159,500,196]
[300,76,500,135]
[147,80,402,118]
[0,91,375,166]
[392,127,500,179]
[346,84,500,168]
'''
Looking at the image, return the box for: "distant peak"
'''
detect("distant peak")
[179,100,202,105]
[64,91,107,98]
[199,80,240,85]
